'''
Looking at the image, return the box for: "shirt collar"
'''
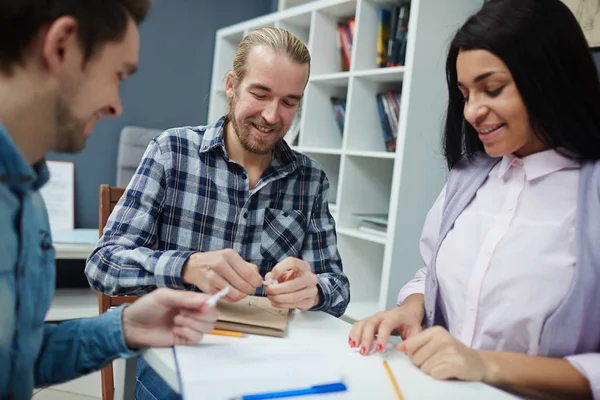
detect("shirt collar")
[0,123,49,192]
[497,149,579,181]
[199,116,299,174]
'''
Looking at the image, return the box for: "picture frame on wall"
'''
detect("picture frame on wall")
[562,0,600,47]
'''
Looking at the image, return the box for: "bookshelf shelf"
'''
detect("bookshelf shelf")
[353,66,405,82]
[345,150,396,159]
[296,146,344,155]
[338,227,387,245]
[209,0,484,320]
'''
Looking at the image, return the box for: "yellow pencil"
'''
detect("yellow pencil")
[382,359,404,400]
[209,329,243,338]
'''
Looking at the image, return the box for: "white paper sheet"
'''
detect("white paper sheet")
[40,161,74,231]
[174,340,344,400]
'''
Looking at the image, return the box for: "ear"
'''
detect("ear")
[225,71,237,99]
[42,16,81,74]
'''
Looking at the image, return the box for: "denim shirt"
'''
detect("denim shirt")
[0,125,136,400]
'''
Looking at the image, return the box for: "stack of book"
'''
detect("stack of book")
[376,2,411,68]
[352,213,388,237]
[330,97,346,136]
[337,17,355,71]
[376,90,401,152]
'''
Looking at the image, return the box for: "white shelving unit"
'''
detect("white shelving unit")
[208,0,483,322]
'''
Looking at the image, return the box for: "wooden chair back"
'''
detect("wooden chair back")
[98,185,140,400]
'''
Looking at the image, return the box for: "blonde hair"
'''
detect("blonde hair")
[231,27,311,86]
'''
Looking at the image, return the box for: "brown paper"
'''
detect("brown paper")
[215,296,290,338]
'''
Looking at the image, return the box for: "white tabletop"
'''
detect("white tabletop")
[141,311,520,400]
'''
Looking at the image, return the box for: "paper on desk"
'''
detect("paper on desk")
[174,341,344,400]
[52,228,99,244]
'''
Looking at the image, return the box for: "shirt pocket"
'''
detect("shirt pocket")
[260,208,308,266]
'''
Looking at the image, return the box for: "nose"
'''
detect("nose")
[107,96,124,117]
[261,100,280,125]
[463,96,488,126]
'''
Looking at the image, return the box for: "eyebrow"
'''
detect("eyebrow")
[248,83,303,101]
[457,71,498,87]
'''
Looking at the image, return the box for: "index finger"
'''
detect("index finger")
[374,319,396,350]
[225,252,263,289]
[265,273,309,295]
[398,327,435,355]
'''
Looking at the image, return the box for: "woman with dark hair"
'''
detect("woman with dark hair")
[349,0,599,398]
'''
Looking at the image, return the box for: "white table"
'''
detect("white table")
[54,242,97,260]
[138,311,521,400]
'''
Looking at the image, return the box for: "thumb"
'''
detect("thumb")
[158,288,207,310]
[396,342,406,352]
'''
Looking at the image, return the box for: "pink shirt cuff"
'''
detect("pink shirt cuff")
[566,353,599,399]
[397,281,425,306]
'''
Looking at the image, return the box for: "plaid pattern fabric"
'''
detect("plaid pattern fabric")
[85,117,350,317]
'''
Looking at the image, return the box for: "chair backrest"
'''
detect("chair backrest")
[97,185,139,314]
[116,126,161,187]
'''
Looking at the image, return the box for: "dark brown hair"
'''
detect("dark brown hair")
[0,0,151,74]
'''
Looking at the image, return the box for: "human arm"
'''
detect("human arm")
[265,172,349,317]
[348,186,445,352]
[35,288,217,386]
[398,326,594,400]
[85,137,198,295]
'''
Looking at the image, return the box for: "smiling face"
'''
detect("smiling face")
[52,16,139,153]
[456,49,546,158]
[225,45,308,155]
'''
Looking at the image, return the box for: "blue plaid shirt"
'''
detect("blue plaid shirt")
[85,117,350,317]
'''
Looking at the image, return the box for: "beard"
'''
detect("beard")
[53,93,88,154]
[227,99,284,155]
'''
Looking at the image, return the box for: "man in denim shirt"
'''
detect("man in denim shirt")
[0,2,218,399]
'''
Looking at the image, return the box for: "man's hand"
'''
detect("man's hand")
[264,257,320,310]
[398,326,488,381]
[121,288,218,348]
[348,304,423,355]
[181,249,263,302]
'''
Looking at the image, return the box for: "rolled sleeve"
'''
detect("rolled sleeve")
[566,353,599,399]
[85,138,196,295]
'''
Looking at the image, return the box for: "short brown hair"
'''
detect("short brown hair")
[0,0,151,74]
[231,27,311,86]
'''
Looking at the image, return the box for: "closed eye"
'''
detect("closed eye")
[485,86,504,97]
[251,92,266,100]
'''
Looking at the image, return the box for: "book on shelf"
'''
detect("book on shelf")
[330,97,346,136]
[358,220,387,237]
[376,90,402,152]
[352,212,388,226]
[337,18,354,71]
[386,2,411,67]
[377,8,392,68]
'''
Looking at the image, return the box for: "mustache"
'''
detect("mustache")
[245,118,283,131]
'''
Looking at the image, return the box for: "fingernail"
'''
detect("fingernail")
[360,346,366,355]
[351,341,356,348]
[376,344,383,352]
[348,337,352,345]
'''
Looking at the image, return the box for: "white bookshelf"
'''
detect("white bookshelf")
[208,0,483,322]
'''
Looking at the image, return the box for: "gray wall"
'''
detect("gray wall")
[48,0,274,228]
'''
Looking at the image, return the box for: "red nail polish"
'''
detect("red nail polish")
[360,346,366,355]
[348,337,352,344]
[376,344,383,352]
[351,341,357,348]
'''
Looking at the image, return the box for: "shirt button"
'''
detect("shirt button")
[243,212,248,219]
[283,212,289,217]
[241,174,247,180]
[13,330,18,341]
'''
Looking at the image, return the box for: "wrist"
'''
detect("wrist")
[398,294,425,323]
[121,305,139,350]
[479,350,501,385]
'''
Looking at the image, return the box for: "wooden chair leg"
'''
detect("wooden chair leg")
[101,362,115,400]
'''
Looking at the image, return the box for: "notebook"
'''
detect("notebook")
[215,295,290,337]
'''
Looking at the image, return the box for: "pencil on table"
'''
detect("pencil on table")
[382,359,404,400]
[209,329,243,338]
